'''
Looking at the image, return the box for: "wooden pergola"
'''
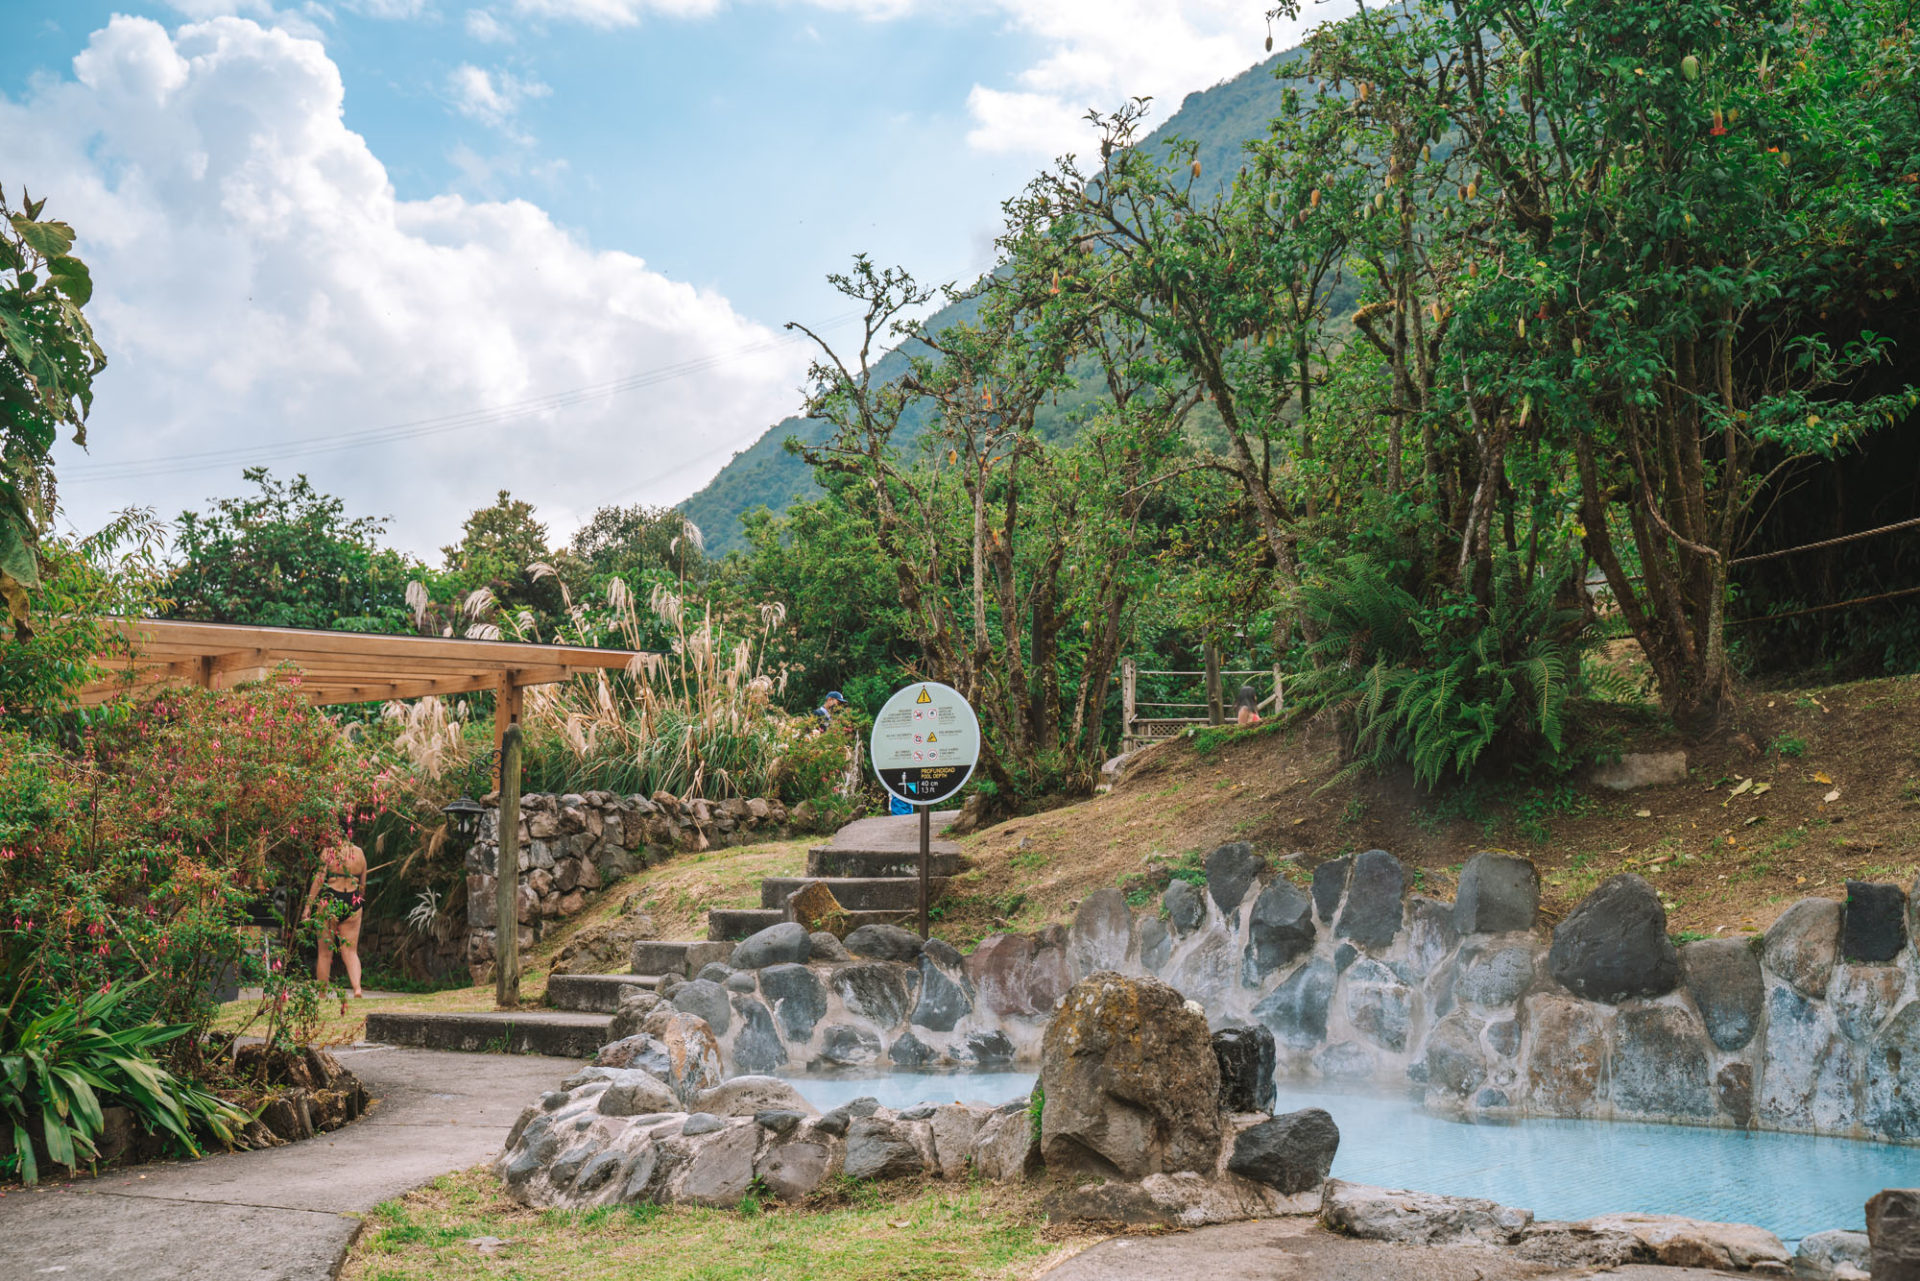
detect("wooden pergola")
[77,617,658,1010]
[77,617,651,748]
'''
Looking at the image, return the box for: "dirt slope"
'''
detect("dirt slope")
[935,674,1920,946]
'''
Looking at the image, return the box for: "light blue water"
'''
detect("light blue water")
[783,1071,1920,1241]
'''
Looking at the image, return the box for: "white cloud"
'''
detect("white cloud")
[342,0,435,16]
[506,0,722,27]
[464,8,514,40]
[960,0,1346,157]
[447,63,549,131]
[1,15,807,553]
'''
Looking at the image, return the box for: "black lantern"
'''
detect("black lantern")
[442,796,487,843]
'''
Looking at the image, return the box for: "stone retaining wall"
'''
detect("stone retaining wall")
[696,847,1920,1142]
[1039,845,1920,1143]
[652,924,1049,1075]
[464,790,797,979]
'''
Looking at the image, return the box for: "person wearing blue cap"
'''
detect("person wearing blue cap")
[813,690,847,731]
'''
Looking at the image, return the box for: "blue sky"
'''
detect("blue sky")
[0,0,1320,554]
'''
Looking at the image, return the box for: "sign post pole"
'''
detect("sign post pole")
[869,680,981,942]
[919,805,931,940]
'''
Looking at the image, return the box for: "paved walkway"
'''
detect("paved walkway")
[1037,1218,1743,1280]
[0,1044,575,1281]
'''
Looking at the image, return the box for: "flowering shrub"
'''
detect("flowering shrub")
[0,673,395,1049]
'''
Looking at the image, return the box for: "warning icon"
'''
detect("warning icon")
[926,732,938,743]
[915,687,933,704]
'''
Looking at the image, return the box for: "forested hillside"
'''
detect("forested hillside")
[679,49,1309,555]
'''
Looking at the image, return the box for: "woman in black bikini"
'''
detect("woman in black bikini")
[301,821,368,1007]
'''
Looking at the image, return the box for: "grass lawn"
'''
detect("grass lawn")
[344,1168,1086,1281]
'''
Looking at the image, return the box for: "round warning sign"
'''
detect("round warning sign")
[870,680,981,807]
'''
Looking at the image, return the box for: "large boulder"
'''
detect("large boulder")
[1868,1189,1920,1281]
[1610,1005,1712,1119]
[730,922,811,970]
[1546,874,1679,1004]
[1763,898,1842,998]
[1320,1179,1532,1246]
[1226,1108,1339,1194]
[1164,880,1206,934]
[1843,880,1908,963]
[1794,1229,1870,1280]
[910,954,974,1032]
[831,962,916,1026]
[1252,957,1335,1051]
[1311,856,1352,924]
[1866,1002,1920,1138]
[842,1116,927,1180]
[758,963,827,1043]
[1212,1025,1276,1113]
[1069,889,1134,976]
[844,923,925,963]
[692,1075,815,1117]
[1335,850,1406,952]
[785,881,851,938]
[1404,896,1461,979]
[1205,842,1264,916]
[1344,968,1413,1053]
[1576,1213,1790,1272]
[594,1009,723,1104]
[1453,853,1540,934]
[1831,963,1906,1043]
[607,989,664,1042]
[964,931,1070,1017]
[1678,938,1764,1051]
[1757,981,1859,1133]
[1241,879,1316,984]
[1135,915,1172,973]
[1418,1011,1486,1098]
[1453,941,1536,1008]
[1525,995,1609,1116]
[1039,971,1222,1179]
[729,996,785,1074]
[671,979,732,1037]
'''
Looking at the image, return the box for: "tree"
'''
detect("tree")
[440,489,584,632]
[167,469,422,633]
[0,183,106,633]
[571,503,706,583]
[1441,0,1919,729]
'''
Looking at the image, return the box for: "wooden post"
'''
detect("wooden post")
[496,723,524,1010]
[494,673,525,790]
[1272,663,1284,716]
[1122,657,1137,752]
[493,672,526,1011]
[1204,639,1223,726]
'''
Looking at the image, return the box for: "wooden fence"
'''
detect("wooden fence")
[1120,649,1283,753]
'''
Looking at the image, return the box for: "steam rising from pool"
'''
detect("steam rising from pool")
[780,1072,1920,1240]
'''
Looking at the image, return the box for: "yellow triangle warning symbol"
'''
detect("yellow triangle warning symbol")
[915,687,932,704]
[926,732,938,743]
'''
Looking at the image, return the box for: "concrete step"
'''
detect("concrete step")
[705,907,911,942]
[544,973,659,1013]
[760,876,947,912]
[628,939,733,977]
[814,812,963,856]
[806,847,965,878]
[364,1009,609,1059]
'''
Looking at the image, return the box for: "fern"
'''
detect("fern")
[1290,552,1595,789]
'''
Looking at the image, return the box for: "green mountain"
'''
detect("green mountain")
[679,50,1305,556]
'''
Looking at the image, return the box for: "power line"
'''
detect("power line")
[61,310,862,486]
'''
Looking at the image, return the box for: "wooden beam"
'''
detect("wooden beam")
[101,618,645,672]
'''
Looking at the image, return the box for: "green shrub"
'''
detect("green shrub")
[0,976,246,1184]
[1290,553,1594,789]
